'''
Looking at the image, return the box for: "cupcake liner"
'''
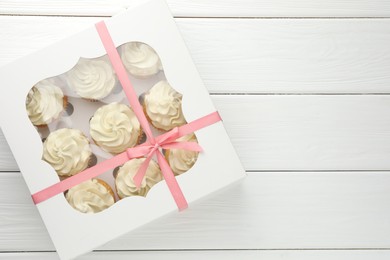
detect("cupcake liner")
[35,123,49,129]
[95,179,116,202]
[63,101,74,117]
[62,95,69,111]
[82,98,100,102]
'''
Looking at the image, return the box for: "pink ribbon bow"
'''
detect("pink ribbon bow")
[126,127,203,209]
[31,21,221,211]
[127,126,203,188]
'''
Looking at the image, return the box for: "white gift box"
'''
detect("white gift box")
[0,0,246,259]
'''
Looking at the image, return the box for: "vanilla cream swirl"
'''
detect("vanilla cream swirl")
[67,58,116,100]
[121,42,162,78]
[144,80,186,131]
[90,103,141,154]
[43,128,92,177]
[115,158,162,198]
[167,134,199,175]
[66,179,115,214]
[26,80,64,126]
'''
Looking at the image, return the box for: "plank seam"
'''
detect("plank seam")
[2,248,390,253]
[2,13,390,19]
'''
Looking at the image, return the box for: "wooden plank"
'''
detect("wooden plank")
[2,250,390,260]
[2,95,390,171]
[1,0,390,17]
[1,16,390,93]
[1,171,390,251]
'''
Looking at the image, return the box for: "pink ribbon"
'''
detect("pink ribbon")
[31,21,222,211]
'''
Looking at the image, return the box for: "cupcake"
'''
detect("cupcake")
[42,128,92,177]
[143,80,186,131]
[65,179,115,214]
[90,102,142,154]
[26,80,66,127]
[121,42,162,78]
[115,158,163,199]
[165,133,199,176]
[67,57,116,100]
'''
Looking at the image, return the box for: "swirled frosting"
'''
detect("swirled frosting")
[26,80,64,126]
[167,134,199,175]
[66,179,115,214]
[67,57,116,100]
[43,128,92,177]
[115,158,162,198]
[121,42,162,78]
[90,102,141,154]
[144,80,186,131]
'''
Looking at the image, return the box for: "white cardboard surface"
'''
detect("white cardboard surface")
[0,0,246,259]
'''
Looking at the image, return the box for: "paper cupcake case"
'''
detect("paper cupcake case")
[0,0,246,259]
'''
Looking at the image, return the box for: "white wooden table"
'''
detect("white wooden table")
[1,1,390,259]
